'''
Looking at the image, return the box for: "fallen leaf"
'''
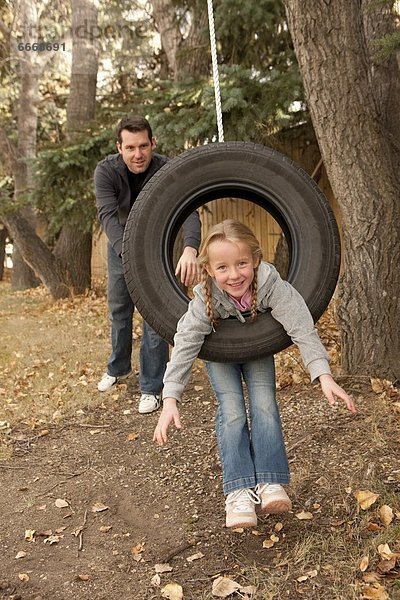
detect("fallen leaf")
[55,526,67,534]
[91,502,109,513]
[18,573,29,582]
[295,511,313,520]
[151,574,161,587]
[186,552,204,562]
[262,539,275,549]
[360,556,370,572]
[361,582,389,599]
[77,573,90,581]
[131,542,145,555]
[377,556,396,574]
[370,378,387,394]
[127,432,139,441]
[275,522,284,532]
[194,385,203,391]
[306,569,318,578]
[212,576,241,597]
[367,522,381,532]
[155,563,173,573]
[161,582,183,599]
[363,572,381,584]
[55,498,69,508]
[354,490,379,510]
[297,575,308,582]
[44,535,61,545]
[24,529,35,542]
[377,544,393,560]
[0,420,11,434]
[99,525,113,532]
[15,551,27,559]
[378,505,394,527]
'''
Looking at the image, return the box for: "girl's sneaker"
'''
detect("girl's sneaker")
[255,483,292,515]
[225,488,260,528]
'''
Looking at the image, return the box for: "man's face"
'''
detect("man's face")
[117,129,156,174]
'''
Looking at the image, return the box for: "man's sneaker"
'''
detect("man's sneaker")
[138,394,161,414]
[225,488,260,528]
[255,483,292,515]
[97,371,131,392]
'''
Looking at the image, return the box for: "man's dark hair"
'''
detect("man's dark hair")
[116,116,153,144]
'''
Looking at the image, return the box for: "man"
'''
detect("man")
[95,116,201,414]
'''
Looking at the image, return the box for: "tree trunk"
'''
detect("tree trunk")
[66,0,98,134]
[2,212,69,299]
[362,0,400,172]
[11,0,41,290]
[54,225,92,294]
[150,0,210,80]
[284,0,400,380]
[151,0,181,79]
[54,0,99,292]
[176,0,209,79]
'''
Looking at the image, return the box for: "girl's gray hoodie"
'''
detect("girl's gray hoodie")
[162,261,331,401]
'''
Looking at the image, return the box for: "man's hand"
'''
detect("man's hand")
[153,397,182,446]
[319,373,356,414]
[175,246,200,287]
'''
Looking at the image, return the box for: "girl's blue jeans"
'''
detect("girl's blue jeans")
[206,355,290,495]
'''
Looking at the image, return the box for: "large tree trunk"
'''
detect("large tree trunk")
[176,0,209,79]
[54,225,92,295]
[150,0,209,80]
[11,0,41,290]
[2,212,69,299]
[284,0,400,380]
[54,0,98,292]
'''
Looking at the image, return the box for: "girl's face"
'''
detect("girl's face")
[206,239,259,299]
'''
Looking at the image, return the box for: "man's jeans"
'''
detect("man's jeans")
[107,243,169,394]
[206,355,290,495]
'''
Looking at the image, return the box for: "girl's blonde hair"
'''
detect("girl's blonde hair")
[197,219,263,326]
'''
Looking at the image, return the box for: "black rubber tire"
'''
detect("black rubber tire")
[122,142,340,362]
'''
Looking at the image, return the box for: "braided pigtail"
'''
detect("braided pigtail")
[201,267,217,327]
[250,266,259,322]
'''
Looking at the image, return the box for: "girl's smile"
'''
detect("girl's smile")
[206,239,259,299]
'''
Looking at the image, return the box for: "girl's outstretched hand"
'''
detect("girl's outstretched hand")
[319,373,356,414]
[153,397,182,446]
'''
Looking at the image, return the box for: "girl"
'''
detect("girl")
[154,219,355,528]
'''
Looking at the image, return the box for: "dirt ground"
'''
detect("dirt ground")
[0,280,399,600]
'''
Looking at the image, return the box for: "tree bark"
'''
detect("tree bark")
[54,0,99,292]
[176,0,209,79]
[151,0,181,79]
[54,225,92,294]
[2,212,69,299]
[11,0,41,290]
[284,0,400,380]
[150,0,209,80]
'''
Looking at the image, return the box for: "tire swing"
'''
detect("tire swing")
[122,3,341,363]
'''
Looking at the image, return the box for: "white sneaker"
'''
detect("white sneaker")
[225,488,260,528]
[255,483,292,515]
[138,394,161,414]
[97,371,131,392]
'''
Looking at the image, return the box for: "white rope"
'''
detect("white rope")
[206,0,224,142]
